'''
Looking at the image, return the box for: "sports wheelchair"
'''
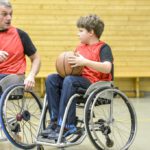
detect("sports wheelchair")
[0,75,137,150]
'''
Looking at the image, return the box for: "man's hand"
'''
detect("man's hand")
[24,73,35,90]
[0,51,9,62]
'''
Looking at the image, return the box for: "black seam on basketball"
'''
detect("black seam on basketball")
[64,53,67,76]
[79,66,83,74]
[70,53,75,75]
[56,57,63,77]
[71,65,74,75]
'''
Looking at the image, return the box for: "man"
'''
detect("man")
[0,1,40,89]
[0,0,41,140]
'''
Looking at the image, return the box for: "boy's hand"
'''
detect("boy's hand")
[0,51,9,62]
[68,52,87,67]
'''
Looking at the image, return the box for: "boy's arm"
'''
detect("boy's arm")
[68,44,113,74]
[68,54,112,73]
[82,59,112,73]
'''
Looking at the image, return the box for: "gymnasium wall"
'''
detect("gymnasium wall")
[10,0,150,97]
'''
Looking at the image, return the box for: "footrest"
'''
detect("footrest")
[37,135,57,144]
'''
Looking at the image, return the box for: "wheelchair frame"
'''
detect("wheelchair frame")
[0,76,137,150]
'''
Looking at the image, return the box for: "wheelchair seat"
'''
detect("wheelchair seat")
[76,81,113,105]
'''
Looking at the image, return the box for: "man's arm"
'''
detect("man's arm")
[24,52,41,90]
[17,29,41,89]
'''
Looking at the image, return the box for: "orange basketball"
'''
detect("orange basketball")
[55,51,83,77]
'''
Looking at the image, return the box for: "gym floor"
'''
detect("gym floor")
[0,97,150,150]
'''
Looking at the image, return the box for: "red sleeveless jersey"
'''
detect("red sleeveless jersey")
[0,26,26,74]
[75,41,112,83]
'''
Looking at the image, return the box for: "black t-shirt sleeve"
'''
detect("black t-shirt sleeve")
[17,29,37,56]
[100,44,113,62]
[100,44,114,80]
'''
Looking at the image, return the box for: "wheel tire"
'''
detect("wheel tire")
[0,84,42,149]
[85,87,137,150]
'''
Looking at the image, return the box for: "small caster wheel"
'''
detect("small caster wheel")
[37,145,44,150]
[106,139,114,148]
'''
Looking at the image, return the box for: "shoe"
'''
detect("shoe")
[41,122,57,137]
[47,126,77,140]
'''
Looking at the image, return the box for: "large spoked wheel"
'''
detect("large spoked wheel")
[0,84,42,149]
[85,87,137,150]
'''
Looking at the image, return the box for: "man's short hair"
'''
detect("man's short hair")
[0,1,12,8]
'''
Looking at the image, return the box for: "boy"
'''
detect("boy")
[42,14,113,139]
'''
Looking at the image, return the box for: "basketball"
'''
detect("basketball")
[55,51,83,77]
